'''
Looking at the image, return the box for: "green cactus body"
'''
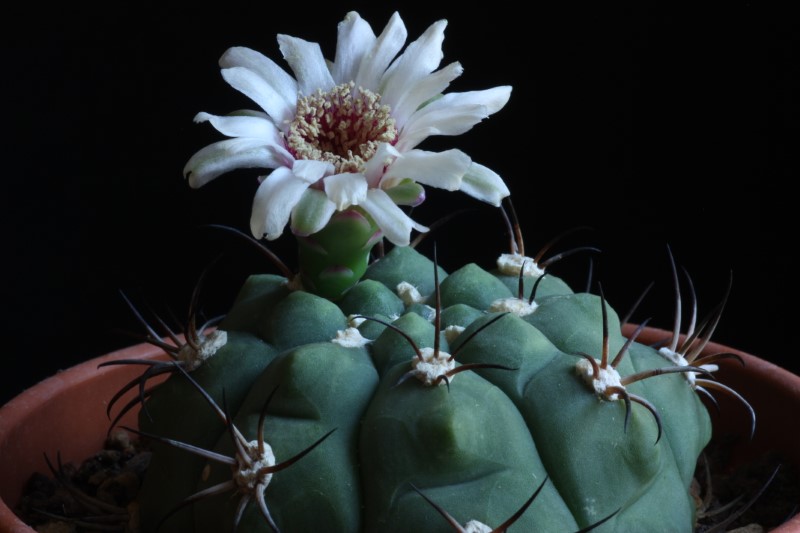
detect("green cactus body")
[362,245,448,298]
[195,342,379,532]
[360,364,577,532]
[136,331,278,532]
[136,247,711,532]
[494,269,575,300]
[438,263,513,309]
[626,342,713,487]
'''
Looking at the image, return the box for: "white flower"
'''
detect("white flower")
[184,12,511,246]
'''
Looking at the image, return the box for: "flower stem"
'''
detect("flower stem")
[296,208,382,300]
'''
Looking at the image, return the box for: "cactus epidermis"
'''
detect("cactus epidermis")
[127,245,714,532]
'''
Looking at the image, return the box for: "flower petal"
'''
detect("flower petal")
[250,167,311,240]
[460,162,510,206]
[379,19,447,110]
[221,66,296,128]
[332,12,377,84]
[290,188,337,236]
[397,86,513,151]
[355,12,407,92]
[324,173,368,210]
[390,61,463,128]
[438,86,513,115]
[363,142,400,187]
[277,34,335,95]
[219,47,297,125]
[361,188,428,246]
[194,111,282,145]
[382,149,472,191]
[292,159,335,184]
[183,138,290,188]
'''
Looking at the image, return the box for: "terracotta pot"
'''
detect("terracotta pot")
[626,325,800,533]
[0,343,168,533]
[0,328,798,532]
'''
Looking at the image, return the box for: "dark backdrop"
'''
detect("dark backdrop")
[2,3,795,405]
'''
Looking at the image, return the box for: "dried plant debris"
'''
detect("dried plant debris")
[694,440,800,532]
[15,429,149,533]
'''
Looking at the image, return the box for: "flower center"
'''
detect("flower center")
[286,82,397,173]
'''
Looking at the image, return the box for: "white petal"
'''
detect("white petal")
[396,106,486,152]
[363,142,400,187]
[292,159,334,184]
[390,61,463,128]
[193,112,282,145]
[332,12,376,84]
[277,35,335,95]
[323,173,368,210]
[460,162,510,206]
[250,167,311,240]
[219,48,297,122]
[382,149,471,191]
[183,138,290,188]
[437,86,513,115]
[379,19,447,110]
[354,12,407,92]
[221,66,296,128]
[290,188,337,236]
[397,86,513,151]
[361,188,428,246]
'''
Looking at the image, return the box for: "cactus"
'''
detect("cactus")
[109,11,755,532]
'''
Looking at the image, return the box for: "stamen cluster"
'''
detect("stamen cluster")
[286,82,397,174]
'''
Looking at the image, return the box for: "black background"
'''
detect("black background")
[2,3,795,405]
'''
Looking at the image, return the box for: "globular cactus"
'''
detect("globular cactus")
[113,240,758,532]
[109,11,755,532]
